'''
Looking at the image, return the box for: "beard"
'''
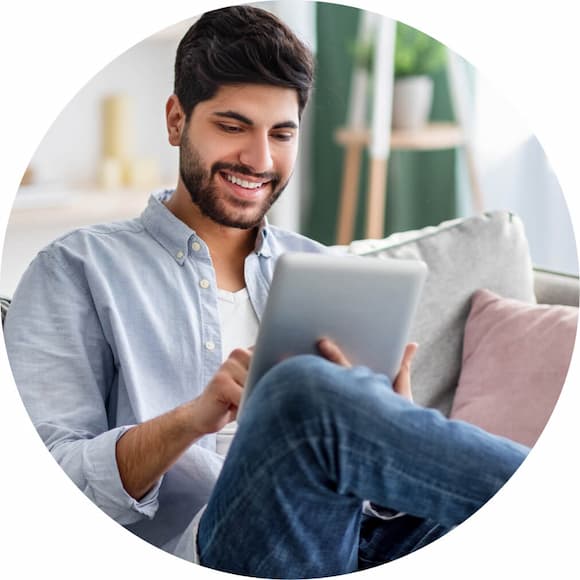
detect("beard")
[179,131,289,230]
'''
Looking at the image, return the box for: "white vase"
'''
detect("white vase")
[392,75,434,130]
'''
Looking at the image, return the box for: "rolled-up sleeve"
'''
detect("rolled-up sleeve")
[5,248,159,525]
[47,424,163,524]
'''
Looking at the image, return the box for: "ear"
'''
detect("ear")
[166,94,186,146]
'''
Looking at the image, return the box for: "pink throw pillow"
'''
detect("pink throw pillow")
[450,289,578,447]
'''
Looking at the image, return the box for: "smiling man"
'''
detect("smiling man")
[163,83,301,293]
[4,5,528,579]
[168,86,298,231]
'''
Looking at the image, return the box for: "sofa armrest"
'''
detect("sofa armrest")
[534,268,579,307]
[0,296,10,327]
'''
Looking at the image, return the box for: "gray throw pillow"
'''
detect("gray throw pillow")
[349,211,536,415]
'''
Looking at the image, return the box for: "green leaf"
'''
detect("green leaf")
[393,22,446,77]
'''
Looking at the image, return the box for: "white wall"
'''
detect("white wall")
[473,74,578,275]
[21,1,315,235]
[27,33,183,189]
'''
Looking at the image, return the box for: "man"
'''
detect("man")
[4,6,528,578]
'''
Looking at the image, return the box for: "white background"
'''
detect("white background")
[1,0,578,578]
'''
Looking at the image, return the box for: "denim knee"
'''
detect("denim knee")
[242,355,341,424]
[243,354,394,430]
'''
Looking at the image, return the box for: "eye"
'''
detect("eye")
[271,131,295,142]
[217,123,243,134]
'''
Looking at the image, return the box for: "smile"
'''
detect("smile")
[224,173,267,190]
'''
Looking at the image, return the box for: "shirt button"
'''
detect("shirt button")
[205,341,216,351]
[176,250,184,260]
[199,279,210,289]
[191,241,201,252]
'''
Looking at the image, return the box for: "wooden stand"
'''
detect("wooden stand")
[366,157,389,239]
[336,141,365,245]
[335,123,466,243]
[334,15,482,245]
[336,122,464,151]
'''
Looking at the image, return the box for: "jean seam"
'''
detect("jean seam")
[268,384,492,506]
[200,433,362,577]
[201,424,482,562]
[336,422,493,506]
[199,432,328,560]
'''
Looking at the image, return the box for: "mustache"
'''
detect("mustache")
[211,161,279,183]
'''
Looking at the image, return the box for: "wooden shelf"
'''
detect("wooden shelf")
[8,187,151,225]
[335,122,465,151]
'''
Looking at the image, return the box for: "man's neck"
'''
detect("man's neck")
[164,185,258,291]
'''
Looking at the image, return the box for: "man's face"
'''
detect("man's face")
[178,84,300,229]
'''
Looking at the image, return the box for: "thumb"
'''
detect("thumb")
[393,343,418,401]
[402,342,418,369]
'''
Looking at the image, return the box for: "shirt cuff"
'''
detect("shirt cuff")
[82,426,163,525]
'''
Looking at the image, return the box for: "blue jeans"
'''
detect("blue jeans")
[198,355,529,578]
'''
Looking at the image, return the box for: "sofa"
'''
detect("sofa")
[345,210,578,447]
[2,210,578,449]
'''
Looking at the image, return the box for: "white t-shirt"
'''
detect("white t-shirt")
[215,287,259,456]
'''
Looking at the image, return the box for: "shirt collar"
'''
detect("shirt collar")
[141,191,195,265]
[141,190,273,263]
[254,217,272,258]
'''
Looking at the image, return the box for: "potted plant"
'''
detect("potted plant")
[350,20,447,130]
[392,22,447,129]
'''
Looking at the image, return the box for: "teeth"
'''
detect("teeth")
[225,174,263,189]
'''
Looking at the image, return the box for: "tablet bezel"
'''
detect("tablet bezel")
[238,252,428,417]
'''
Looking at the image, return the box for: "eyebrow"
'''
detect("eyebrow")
[213,110,298,130]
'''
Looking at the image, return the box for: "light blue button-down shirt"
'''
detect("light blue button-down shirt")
[4,191,331,556]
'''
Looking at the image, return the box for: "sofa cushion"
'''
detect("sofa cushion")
[349,212,536,414]
[450,289,578,446]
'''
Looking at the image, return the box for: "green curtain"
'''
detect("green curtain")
[305,3,457,244]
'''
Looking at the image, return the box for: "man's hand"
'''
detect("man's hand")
[316,338,417,402]
[317,337,352,367]
[116,347,252,501]
[193,347,252,434]
[393,343,417,402]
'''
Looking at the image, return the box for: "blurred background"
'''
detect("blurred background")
[2,0,577,296]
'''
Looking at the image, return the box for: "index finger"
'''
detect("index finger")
[317,337,352,367]
[226,347,253,368]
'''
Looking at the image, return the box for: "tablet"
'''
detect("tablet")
[238,252,428,417]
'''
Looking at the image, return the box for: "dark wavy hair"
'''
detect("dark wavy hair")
[174,5,314,119]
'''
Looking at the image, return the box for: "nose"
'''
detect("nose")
[238,132,273,175]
